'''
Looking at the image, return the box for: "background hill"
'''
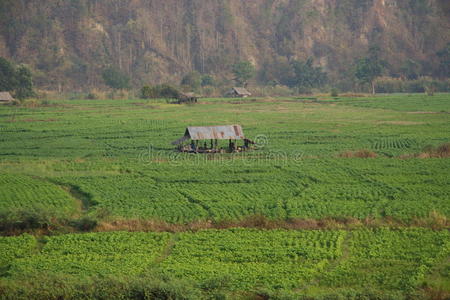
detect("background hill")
[0,0,449,91]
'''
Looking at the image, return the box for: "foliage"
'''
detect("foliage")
[181,72,201,90]
[289,59,328,93]
[330,88,339,97]
[101,67,130,90]
[355,46,385,93]
[436,42,450,78]
[201,75,214,87]
[232,61,255,86]
[373,77,450,93]
[141,84,180,99]
[0,57,17,92]
[14,65,34,100]
[400,59,421,80]
[259,58,327,92]
[0,229,448,297]
[0,57,34,100]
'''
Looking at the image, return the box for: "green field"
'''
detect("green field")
[0,93,449,298]
[0,94,449,222]
[1,228,449,299]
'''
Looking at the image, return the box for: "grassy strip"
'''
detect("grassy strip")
[1,209,448,236]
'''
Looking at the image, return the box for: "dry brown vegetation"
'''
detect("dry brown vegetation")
[400,143,450,159]
[93,213,449,233]
[1,212,449,236]
[339,149,378,158]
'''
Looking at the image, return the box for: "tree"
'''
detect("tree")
[0,57,34,100]
[201,75,214,87]
[140,84,180,99]
[290,58,327,93]
[0,57,17,92]
[355,47,384,94]
[232,61,255,87]
[102,67,130,90]
[181,71,201,90]
[436,43,450,78]
[15,65,34,100]
[400,59,420,80]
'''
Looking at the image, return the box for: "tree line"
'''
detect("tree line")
[1,41,450,100]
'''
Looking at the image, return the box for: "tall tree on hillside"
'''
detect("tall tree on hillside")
[232,61,255,87]
[355,46,385,94]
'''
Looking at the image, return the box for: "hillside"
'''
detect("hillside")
[0,0,449,91]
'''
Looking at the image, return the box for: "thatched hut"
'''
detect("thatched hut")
[0,92,14,104]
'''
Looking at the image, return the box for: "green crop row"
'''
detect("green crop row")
[0,229,448,296]
[0,174,76,215]
[51,158,450,222]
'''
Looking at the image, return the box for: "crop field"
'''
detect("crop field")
[0,93,449,298]
[0,174,76,214]
[0,228,448,298]
[0,94,449,222]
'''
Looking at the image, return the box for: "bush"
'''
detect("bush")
[201,75,215,87]
[181,72,201,90]
[374,77,450,93]
[141,85,154,99]
[70,215,98,231]
[0,274,205,300]
[425,85,435,96]
[0,207,59,231]
[86,93,97,100]
[141,84,180,99]
[419,143,450,158]
[330,88,339,97]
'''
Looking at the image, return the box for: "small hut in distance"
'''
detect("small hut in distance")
[226,87,252,98]
[0,92,14,104]
[172,125,254,153]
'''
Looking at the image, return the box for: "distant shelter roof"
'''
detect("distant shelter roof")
[0,92,14,102]
[231,87,251,96]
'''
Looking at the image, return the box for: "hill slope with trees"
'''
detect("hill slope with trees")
[0,0,449,91]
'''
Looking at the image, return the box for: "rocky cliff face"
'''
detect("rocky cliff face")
[0,0,449,90]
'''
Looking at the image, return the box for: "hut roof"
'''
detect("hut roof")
[232,87,251,96]
[172,125,245,145]
[178,92,197,99]
[0,92,14,102]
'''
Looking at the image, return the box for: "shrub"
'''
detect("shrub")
[330,88,339,97]
[141,85,154,99]
[418,143,450,158]
[141,84,180,99]
[425,85,435,96]
[0,207,59,231]
[86,92,98,100]
[71,215,98,231]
